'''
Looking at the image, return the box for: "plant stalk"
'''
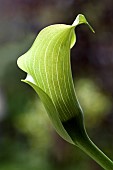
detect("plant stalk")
[77,134,113,170]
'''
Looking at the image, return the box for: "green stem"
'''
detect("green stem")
[63,117,113,169]
[77,134,113,170]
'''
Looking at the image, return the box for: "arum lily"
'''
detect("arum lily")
[17,14,113,170]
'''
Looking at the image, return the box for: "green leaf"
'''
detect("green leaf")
[17,14,94,144]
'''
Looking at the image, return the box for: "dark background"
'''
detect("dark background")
[0,0,113,169]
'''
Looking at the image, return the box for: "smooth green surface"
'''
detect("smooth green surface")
[17,14,93,143]
[17,14,113,169]
[63,117,113,170]
[78,136,113,170]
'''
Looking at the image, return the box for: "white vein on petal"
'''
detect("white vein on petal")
[51,31,71,120]
[62,31,75,118]
[51,35,67,119]
[58,29,76,119]
[55,32,71,120]
[44,30,68,118]
[33,30,52,91]
[66,33,80,116]
[43,27,78,121]
[53,32,71,119]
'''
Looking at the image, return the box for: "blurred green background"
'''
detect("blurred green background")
[0,0,113,170]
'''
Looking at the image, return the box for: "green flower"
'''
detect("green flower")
[17,14,94,144]
[17,14,113,169]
